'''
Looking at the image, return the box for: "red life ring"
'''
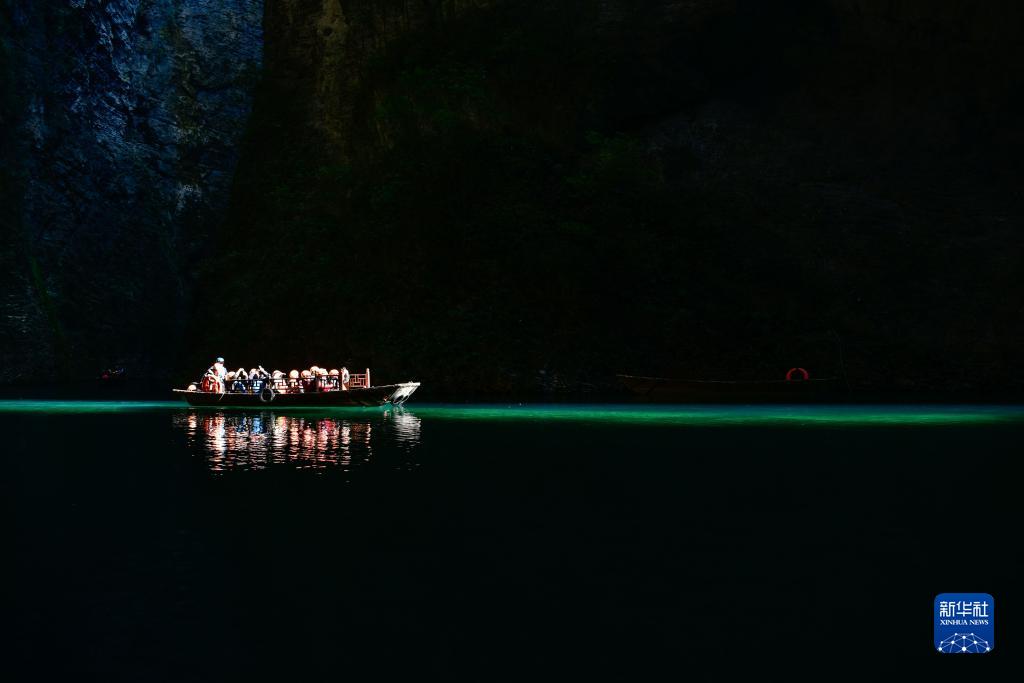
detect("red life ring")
[785,367,809,382]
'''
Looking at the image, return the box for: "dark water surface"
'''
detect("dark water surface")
[6,402,1020,679]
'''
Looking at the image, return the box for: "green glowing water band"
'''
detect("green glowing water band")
[0,401,1022,427]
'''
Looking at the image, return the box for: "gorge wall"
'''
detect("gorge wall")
[3,1,1023,393]
[198,0,1024,394]
[1,0,261,382]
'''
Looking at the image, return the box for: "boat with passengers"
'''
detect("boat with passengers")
[174,361,419,407]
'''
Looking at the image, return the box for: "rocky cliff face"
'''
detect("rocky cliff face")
[194,0,1023,393]
[3,1,1022,392]
[0,0,261,381]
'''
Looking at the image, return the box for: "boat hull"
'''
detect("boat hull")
[618,375,840,402]
[174,382,420,408]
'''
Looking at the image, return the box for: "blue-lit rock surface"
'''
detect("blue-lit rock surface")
[0,0,261,380]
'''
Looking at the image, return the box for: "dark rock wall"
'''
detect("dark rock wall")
[193,0,1023,393]
[0,0,261,381]
[3,1,1022,392]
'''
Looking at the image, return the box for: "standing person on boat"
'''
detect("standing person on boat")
[202,357,228,393]
[208,357,227,382]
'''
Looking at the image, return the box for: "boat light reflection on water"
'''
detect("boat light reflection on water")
[173,409,422,473]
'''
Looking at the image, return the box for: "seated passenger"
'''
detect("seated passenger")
[272,370,288,394]
[232,368,248,392]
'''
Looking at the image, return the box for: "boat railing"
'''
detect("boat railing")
[348,369,371,389]
[194,369,373,394]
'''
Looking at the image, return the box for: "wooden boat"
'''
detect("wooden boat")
[174,382,420,407]
[174,368,420,407]
[617,373,841,402]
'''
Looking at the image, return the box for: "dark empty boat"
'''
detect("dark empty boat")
[618,371,840,402]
